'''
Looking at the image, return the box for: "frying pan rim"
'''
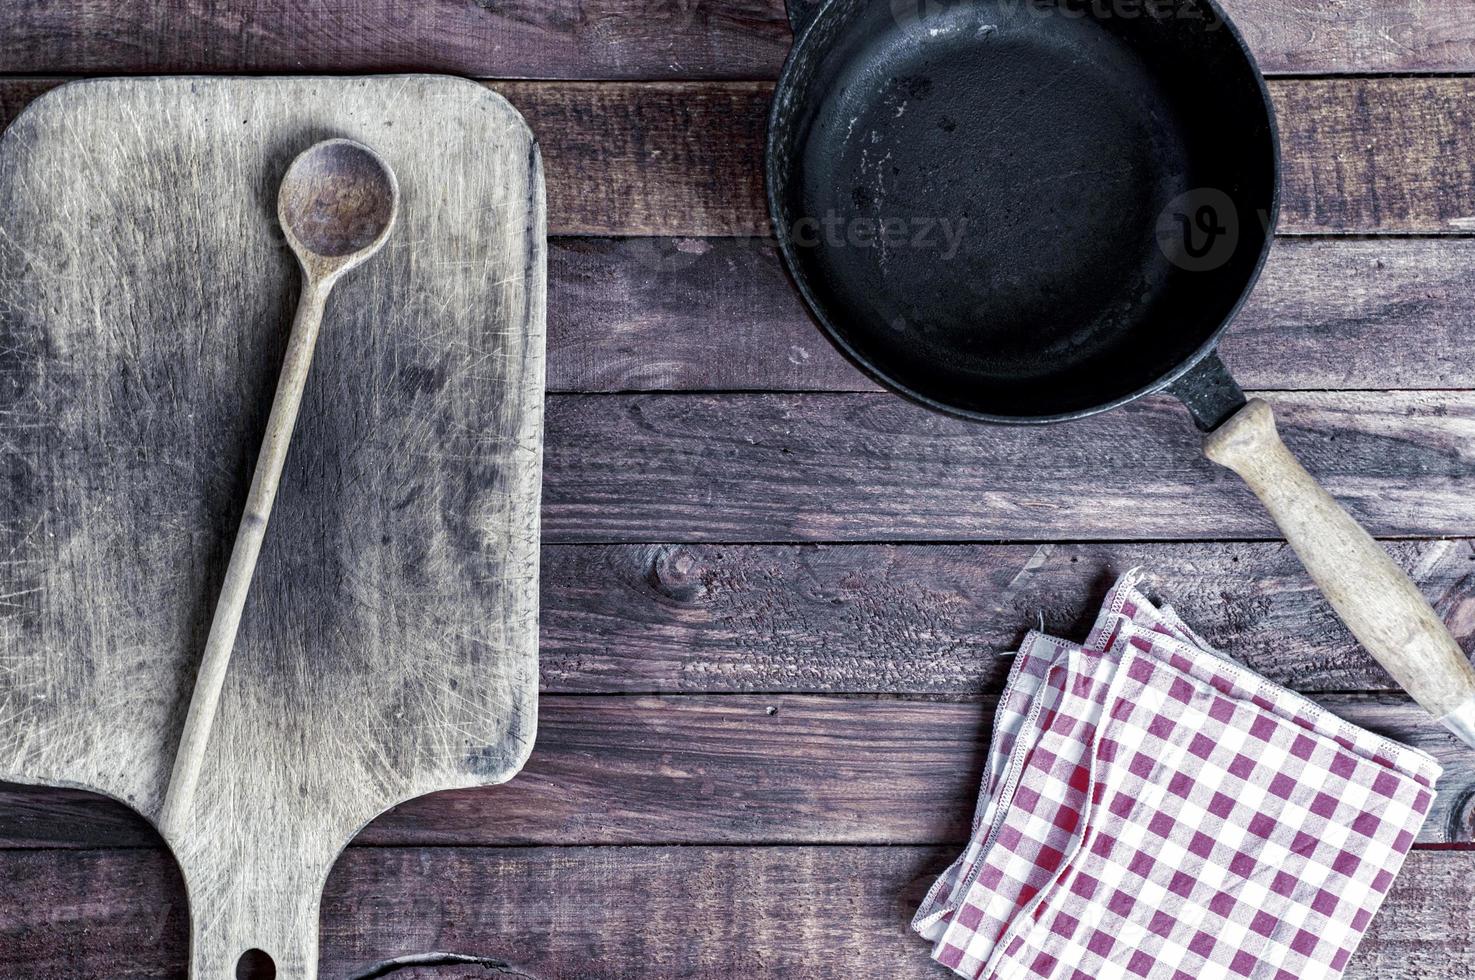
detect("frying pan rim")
[764,0,1283,425]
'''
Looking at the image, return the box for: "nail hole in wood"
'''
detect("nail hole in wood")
[236,949,276,980]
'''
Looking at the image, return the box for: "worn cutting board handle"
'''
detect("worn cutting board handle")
[1205,399,1475,746]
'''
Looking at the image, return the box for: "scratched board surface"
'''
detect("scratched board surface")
[0,76,545,978]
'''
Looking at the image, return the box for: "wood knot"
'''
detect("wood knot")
[642,544,709,604]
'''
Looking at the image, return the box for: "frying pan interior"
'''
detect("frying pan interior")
[767,0,1278,421]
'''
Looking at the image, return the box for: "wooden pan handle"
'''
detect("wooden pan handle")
[1205,399,1475,747]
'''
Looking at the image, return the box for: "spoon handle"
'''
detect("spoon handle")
[158,277,330,837]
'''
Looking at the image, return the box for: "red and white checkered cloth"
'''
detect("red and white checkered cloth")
[914,571,1442,980]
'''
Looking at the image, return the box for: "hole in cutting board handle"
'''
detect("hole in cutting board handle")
[235,949,276,979]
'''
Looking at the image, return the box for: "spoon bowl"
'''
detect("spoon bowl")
[278,138,399,278]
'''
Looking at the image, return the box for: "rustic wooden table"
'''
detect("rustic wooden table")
[4,2,1475,978]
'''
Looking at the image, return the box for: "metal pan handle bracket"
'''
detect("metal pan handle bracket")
[1203,399,1475,749]
[1169,352,1247,433]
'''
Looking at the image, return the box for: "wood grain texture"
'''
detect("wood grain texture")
[536,541,1475,695]
[545,237,1475,392]
[0,77,545,979]
[1,846,1472,978]
[3,78,1475,236]
[1223,0,1475,75]
[541,391,1475,542]
[1278,78,1475,235]
[0,0,795,81]
[0,0,1472,77]
[6,692,1474,849]
[495,81,772,237]
[508,78,1475,236]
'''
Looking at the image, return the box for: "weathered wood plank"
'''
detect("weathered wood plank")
[0,847,187,979]
[0,0,794,81]
[547,237,1475,392]
[5,693,1472,849]
[541,391,1475,542]
[0,846,1470,978]
[514,78,1475,236]
[0,0,1472,77]
[4,79,1475,236]
[316,694,1475,850]
[1278,78,1475,236]
[496,81,772,237]
[537,541,1475,694]
[1225,0,1475,75]
[321,847,1475,980]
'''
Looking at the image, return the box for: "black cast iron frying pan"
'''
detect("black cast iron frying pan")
[766,0,1475,745]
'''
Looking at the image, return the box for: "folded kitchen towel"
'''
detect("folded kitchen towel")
[913,571,1442,980]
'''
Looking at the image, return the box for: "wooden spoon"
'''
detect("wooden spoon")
[158,138,400,836]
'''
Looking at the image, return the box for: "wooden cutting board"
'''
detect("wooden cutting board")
[0,76,545,978]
